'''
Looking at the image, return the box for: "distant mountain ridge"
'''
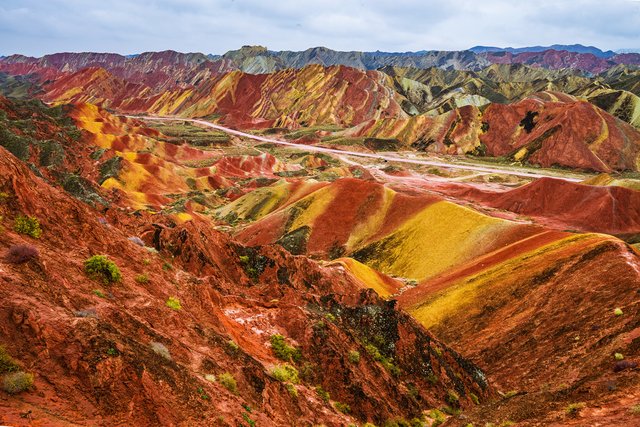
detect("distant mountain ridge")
[470,44,616,58]
[4,45,640,75]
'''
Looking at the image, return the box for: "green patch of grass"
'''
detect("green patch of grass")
[0,346,20,374]
[218,372,237,394]
[364,343,400,376]
[242,412,256,427]
[271,364,299,384]
[197,386,210,400]
[14,215,42,238]
[92,289,107,298]
[84,255,122,284]
[316,385,330,402]
[428,408,446,426]
[285,383,298,397]
[270,334,301,362]
[565,402,586,417]
[334,401,351,414]
[348,350,361,363]
[135,273,149,284]
[446,389,459,405]
[165,296,182,310]
[106,347,118,357]
[2,371,34,394]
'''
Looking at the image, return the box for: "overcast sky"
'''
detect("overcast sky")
[1,0,639,56]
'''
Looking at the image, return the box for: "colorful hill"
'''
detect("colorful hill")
[0,99,492,425]
[397,232,640,424]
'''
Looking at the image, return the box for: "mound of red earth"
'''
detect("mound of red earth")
[399,233,640,425]
[0,145,491,425]
[476,177,640,237]
[413,176,640,237]
[480,96,640,172]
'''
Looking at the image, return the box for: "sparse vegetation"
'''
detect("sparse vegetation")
[227,340,240,353]
[470,392,480,405]
[316,385,330,402]
[2,371,34,394]
[615,352,625,360]
[348,350,361,363]
[285,383,298,397]
[135,273,149,283]
[4,244,38,264]
[197,386,210,400]
[218,372,237,394]
[165,296,182,310]
[446,389,460,405]
[0,346,20,374]
[565,402,586,417]
[270,334,301,362]
[14,215,42,238]
[630,404,640,415]
[270,364,299,384]
[334,401,351,414]
[428,408,446,426]
[242,412,256,427]
[84,255,122,284]
[92,289,106,298]
[364,343,400,376]
[614,307,624,316]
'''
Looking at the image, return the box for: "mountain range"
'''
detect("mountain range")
[1,44,640,425]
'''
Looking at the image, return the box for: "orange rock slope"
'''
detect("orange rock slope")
[43,64,409,129]
[0,142,492,425]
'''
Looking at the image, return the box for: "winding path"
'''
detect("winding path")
[132,116,586,182]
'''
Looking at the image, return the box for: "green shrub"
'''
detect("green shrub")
[2,371,34,394]
[334,401,351,414]
[446,389,459,405]
[565,402,585,417]
[242,412,256,427]
[84,255,121,284]
[0,346,20,374]
[270,364,299,384]
[270,334,301,362]
[14,215,42,238]
[348,350,361,363]
[218,372,237,394]
[135,273,149,284]
[92,289,106,298]
[316,385,330,402]
[614,308,624,316]
[166,296,182,310]
[429,408,446,426]
[227,340,240,353]
[615,353,625,360]
[285,383,298,397]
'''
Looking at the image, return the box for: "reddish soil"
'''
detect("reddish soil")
[0,144,492,425]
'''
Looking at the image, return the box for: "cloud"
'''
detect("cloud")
[0,0,639,56]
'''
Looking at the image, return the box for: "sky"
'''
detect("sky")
[1,0,640,56]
